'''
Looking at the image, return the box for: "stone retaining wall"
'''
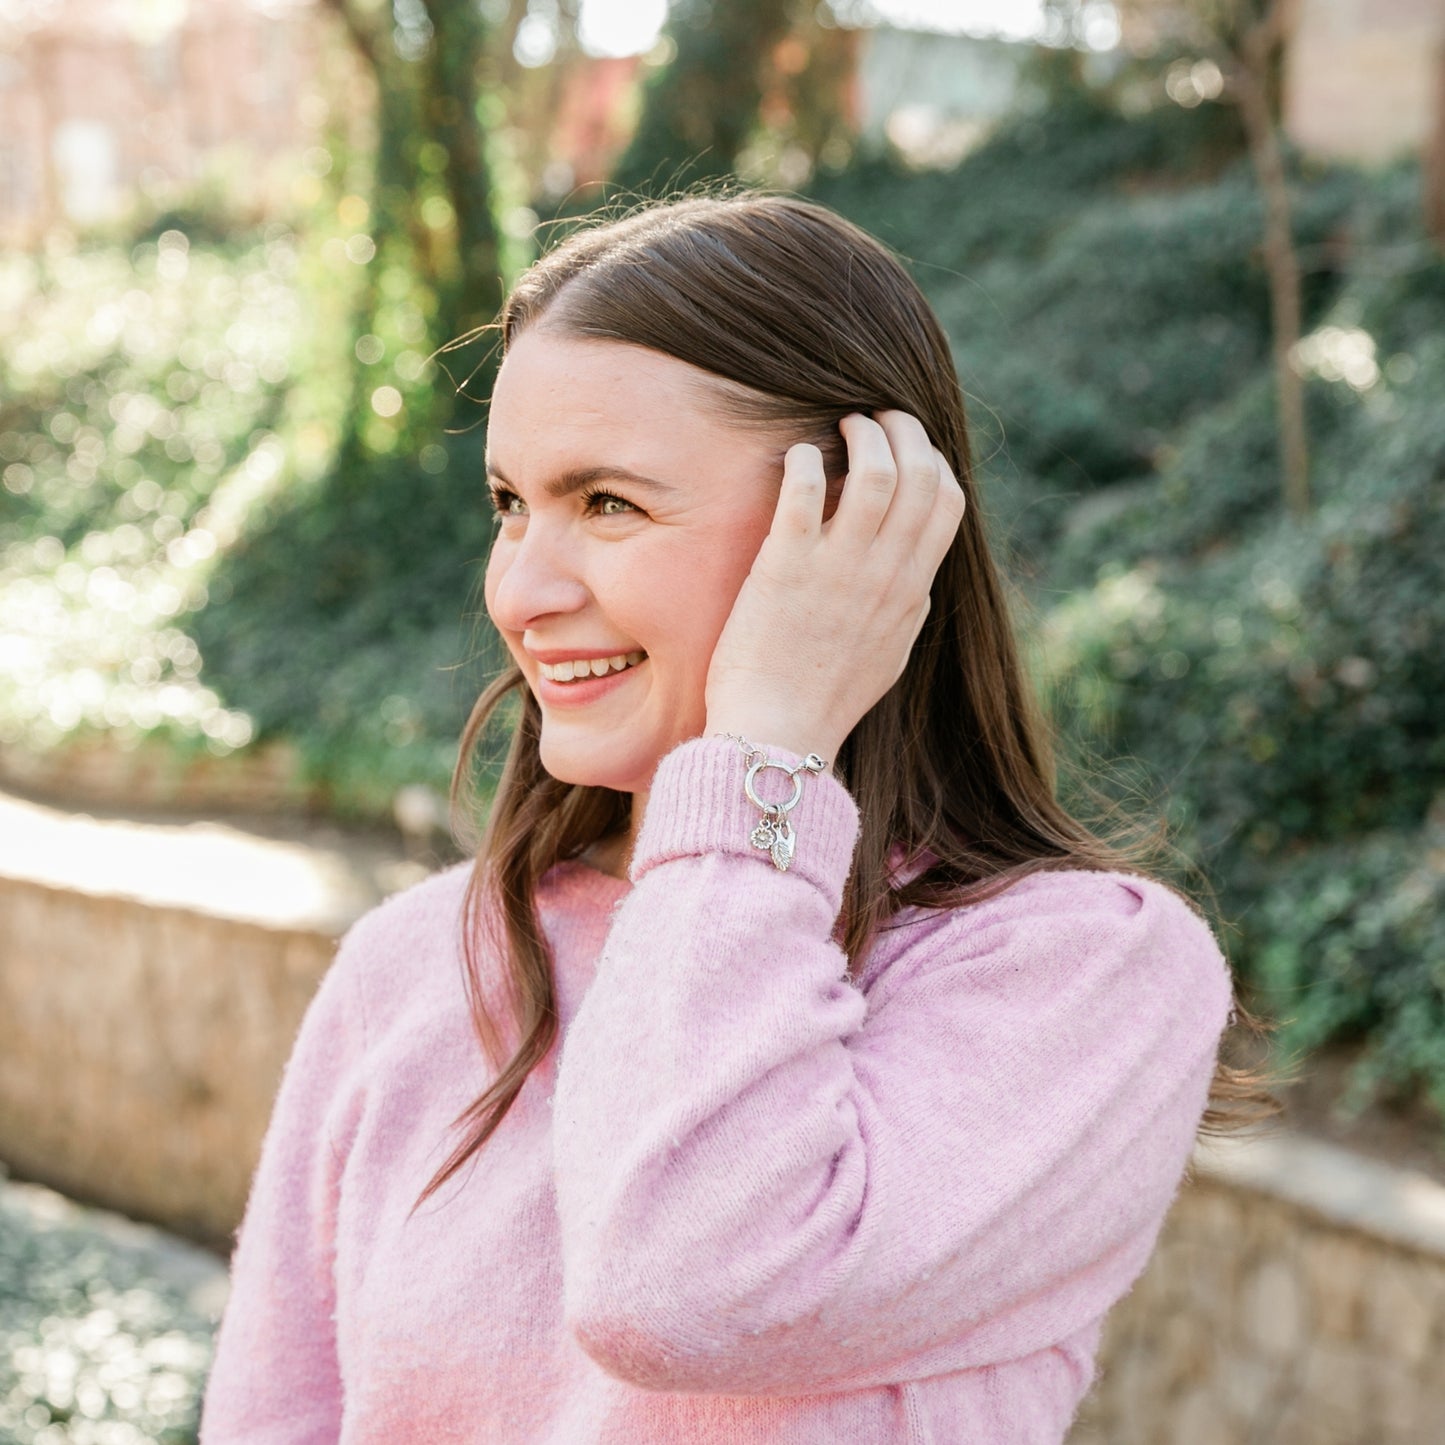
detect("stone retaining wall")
[0,873,335,1245]
[1074,1139,1445,1444]
[3,800,1445,1440]
[0,784,429,1243]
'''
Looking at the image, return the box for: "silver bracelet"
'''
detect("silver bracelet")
[718,734,828,872]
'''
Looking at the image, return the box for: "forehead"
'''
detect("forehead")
[487,331,776,478]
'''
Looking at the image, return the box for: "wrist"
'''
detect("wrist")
[704,713,841,766]
[710,732,831,874]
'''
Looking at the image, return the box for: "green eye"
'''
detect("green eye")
[594,492,634,516]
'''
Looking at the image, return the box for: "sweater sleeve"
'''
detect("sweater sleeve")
[200,928,369,1442]
[551,735,1233,1397]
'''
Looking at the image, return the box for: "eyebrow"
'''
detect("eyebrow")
[485,461,677,499]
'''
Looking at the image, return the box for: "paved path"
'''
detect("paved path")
[0,1171,228,1443]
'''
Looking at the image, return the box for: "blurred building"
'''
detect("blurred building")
[0,0,644,245]
[851,25,1033,169]
[543,53,641,190]
[1120,0,1445,164]
[0,0,322,244]
[8,0,1436,249]
[1286,0,1445,162]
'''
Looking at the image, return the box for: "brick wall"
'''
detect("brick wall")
[0,0,323,241]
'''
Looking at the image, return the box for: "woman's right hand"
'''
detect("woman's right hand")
[704,409,966,763]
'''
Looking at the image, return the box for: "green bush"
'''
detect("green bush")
[1040,280,1445,1112]
[0,231,302,757]
[186,424,500,815]
[811,104,1365,572]
[813,106,1445,1120]
[1251,828,1445,1117]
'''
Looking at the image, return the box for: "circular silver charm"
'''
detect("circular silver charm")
[744,758,805,816]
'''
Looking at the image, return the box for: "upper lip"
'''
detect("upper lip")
[526,647,644,663]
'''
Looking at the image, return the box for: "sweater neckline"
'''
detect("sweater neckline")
[543,856,633,899]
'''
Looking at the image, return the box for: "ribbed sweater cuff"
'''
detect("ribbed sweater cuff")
[631,736,860,908]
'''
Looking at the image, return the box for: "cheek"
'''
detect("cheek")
[639,527,765,655]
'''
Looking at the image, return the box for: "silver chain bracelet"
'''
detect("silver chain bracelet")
[718,734,828,872]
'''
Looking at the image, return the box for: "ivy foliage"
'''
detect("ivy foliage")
[811,105,1443,1122]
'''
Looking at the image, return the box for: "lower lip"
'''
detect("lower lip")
[534,659,646,707]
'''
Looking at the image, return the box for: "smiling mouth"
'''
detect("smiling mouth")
[538,651,646,683]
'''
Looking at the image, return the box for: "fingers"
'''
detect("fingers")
[829,413,899,539]
[771,442,828,542]
[917,447,967,575]
[872,411,944,548]
[832,411,953,553]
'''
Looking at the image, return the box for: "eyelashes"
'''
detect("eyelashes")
[579,485,638,517]
[486,485,639,520]
[487,484,523,519]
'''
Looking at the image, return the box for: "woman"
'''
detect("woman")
[202,195,1249,1443]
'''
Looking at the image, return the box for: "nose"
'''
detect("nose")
[484,520,590,635]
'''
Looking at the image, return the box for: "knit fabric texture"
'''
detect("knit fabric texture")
[201,734,1233,1443]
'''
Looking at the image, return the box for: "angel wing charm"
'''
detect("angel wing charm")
[769,819,795,871]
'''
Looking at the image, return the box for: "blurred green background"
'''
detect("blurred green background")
[1,0,1442,1435]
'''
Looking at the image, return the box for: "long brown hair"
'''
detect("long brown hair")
[420,193,1272,1206]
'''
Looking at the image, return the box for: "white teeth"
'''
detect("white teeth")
[539,652,646,683]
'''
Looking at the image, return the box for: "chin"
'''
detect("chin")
[537,739,653,796]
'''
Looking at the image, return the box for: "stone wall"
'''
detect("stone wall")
[1073,1136,1445,1444]
[0,737,309,815]
[0,785,421,1244]
[0,873,335,1245]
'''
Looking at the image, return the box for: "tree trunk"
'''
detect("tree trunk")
[611,0,798,192]
[320,0,500,442]
[425,0,503,343]
[1234,3,1309,519]
[1426,42,1445,253]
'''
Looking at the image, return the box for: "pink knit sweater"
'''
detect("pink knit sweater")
[202,736,1232,1443]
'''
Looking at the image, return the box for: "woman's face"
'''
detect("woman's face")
[483,330,782,795]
